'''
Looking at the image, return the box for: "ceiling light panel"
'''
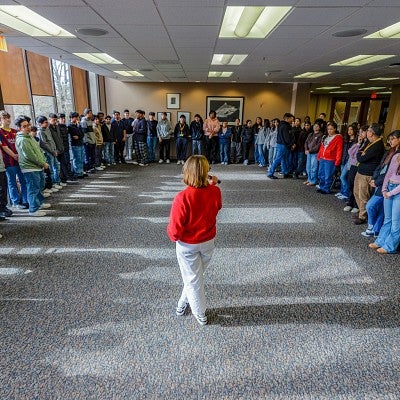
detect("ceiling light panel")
[358,87,386,90]
[114,71,144,77]
[365,21,400,39]
[0,6,74,37]
[341,83,364,86]
[331,55,395,67]
[74,53,122,64]
[208,71,233,77]
[294,72,332,78]
[212,54,248,65]
[219,6,292,39]
[316,86,340,90]
[369,77,399,81]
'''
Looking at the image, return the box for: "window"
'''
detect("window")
[52,59,74,116]
[32,95,56,117]
[4,104,33,128]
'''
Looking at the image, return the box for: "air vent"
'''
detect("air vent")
[76,28,108,36]
[332,29,367,37]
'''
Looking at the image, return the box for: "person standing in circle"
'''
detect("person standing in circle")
[167,155,222,326]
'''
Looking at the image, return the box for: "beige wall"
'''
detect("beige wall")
[385,85,400,135]
[104,79,310,124]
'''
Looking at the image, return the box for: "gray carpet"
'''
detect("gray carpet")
[0,163,399,399]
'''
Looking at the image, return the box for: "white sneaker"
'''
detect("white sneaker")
[194,314,207,326]
[29,210,47,217]
[59,182,67,187]
[54,184,63,190]
[166,159,170,164]
[43,188,51,194]
[343,206,352,212]
[95,167,104,171]
[159,159,164,164]
[49,188,59,193]
[39,203,51,209]
[42,192,51,198]
[351,207,359,213]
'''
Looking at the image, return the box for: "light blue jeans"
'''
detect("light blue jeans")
[192,140,202,155]
[268,147,276,166]
[219,143,229,163]
[340,164,350,197]
[24,171,45,213]
[45,153,60,184]
[269,143,289,176]
[71,145,84,176]
[366,192,384,234]
[257,144,266,166]
[147,136,157,162]
[374,183,400,253]
[306,153,319,184]
[103,142,114,165]
[6,165,28,205]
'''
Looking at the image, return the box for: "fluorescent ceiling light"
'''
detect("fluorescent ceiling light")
[208,71,233,78]
[0,6,74,37]
[316,86,340,90]
[219,6,292,39]
[329,91,350,94]
[331,55,395,67]
[114,71,143,77]
[212,54,248,65]
[365,21,400,39]
[294,72,331,78]
[341,82,364,86]
[369,77,399,81]
[376,91,392,94]
[74,53,122,64]
[358,86,386,90]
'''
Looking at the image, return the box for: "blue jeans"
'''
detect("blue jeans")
[340,164,350,197]
[176,137,188,161]
[254,135,259,163]
[295,152,306,174]
[268,147,276,166]
[257,144,266,166]
[366,192,384,234]
[45,153,60,184]
[103,142,114,165]
[71,145,84,176]
[374,183,400,253]
[219,143,229,163]
[6,165,28,205]
[24,171,45,213]
[306,153,319,184]
[318,159,336,193]
[147,136,157,162]
[192,140,202,155]
[269,143,289,176]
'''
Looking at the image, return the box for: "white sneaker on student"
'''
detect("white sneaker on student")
[166,159,170,164]
[159,159,164,164]
[54,184,63,190]
[351,207,359,213]
[39,203,51,209]
[42,192,51,198]
[59,182,67,187]
[194,314,207,326]
[176,303,188,316]
[29,210,47,217]
[343,206,352,212]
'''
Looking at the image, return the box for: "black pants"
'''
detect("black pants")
[159,139,171,160]
[115,140,125,163]
[243,142,252,161]
[347,165,358,208]
[57,152,72,182]
[205,136,219,163]
[0,171,8,211]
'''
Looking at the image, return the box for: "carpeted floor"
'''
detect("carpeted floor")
[0,163,399,399]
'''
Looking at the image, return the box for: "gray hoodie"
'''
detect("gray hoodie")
[38,126,57,155]
[156,119,172,140]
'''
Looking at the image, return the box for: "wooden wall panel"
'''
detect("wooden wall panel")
[71,66,89,114]
[0,45,30,104]
[26,51,53,96]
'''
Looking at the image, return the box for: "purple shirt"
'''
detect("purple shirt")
[382,153,400,197]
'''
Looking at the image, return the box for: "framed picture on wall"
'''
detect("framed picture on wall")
[157,112,171,121]
[206,96,244,125]
[166,93,180,109]
[177,111,190,123]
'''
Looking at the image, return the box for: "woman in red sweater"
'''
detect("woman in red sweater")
[317,121,343,194]
[167,155,222,326]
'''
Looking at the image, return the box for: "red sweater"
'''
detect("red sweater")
[317,134,343,166]
[167,184,222,244]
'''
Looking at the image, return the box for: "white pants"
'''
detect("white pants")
[176,239,215,316]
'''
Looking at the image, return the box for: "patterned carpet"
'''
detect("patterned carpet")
[0,163,399,399]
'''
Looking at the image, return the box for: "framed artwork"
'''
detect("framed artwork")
[157,112,171,121]
[177,111,190,123]
[166,93,180,109]
[206,96,244,125]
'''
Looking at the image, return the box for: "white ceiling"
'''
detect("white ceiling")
[1,0,400,92]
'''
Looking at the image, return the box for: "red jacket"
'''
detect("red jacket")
[167,184,222,244]
[317,134,343,166]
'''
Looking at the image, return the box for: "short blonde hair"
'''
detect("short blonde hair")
[182,155,210,188]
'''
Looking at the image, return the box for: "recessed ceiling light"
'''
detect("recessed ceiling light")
[316,86,341,90]
[365,21,400,39]
[331,55,395,67]
[208,71,233,78]
[369,77,399,81]
[358,86,386,90]
[376,91,392,94]
[114,70,143,77]
[219,6,292,39]
[294,72,331,78]
[212,54,247,65]
[0,5,74,37]
[341,82,364,86]
[329,91,350,94]
[332,29,367,37]
[76,28,108,37]
[74,53,122,64]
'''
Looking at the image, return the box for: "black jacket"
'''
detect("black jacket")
[190,121,203,140]
[101,123,116,143]
[174,123,190,139]
[356,137,385,176]
[276,120,293,148]
[68,123,84,146]
[241,126,253,144]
